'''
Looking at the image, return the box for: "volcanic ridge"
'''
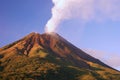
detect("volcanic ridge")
[0,32,120,80]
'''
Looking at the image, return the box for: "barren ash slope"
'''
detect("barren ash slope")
[0,32,120,80]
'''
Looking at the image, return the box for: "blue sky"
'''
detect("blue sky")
[0,0,120,70]
[0,0,52,46]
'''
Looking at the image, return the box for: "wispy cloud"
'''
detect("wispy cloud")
[83,49,120,70]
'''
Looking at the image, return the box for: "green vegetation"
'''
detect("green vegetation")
[0,54,120,80]
[0,33,120,80]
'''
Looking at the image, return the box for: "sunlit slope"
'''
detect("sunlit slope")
[0,32,120,80]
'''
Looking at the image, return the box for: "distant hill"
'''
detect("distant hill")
[0,32,120,80]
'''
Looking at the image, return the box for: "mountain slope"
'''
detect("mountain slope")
[0,32,120,80]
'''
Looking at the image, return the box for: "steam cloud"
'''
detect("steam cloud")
[45,0,120,33]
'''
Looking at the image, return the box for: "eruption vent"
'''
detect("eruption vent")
[45,0,120,33]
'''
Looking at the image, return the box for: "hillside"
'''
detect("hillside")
[0,32,120,80]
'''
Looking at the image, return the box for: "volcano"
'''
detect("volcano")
[0,32,120,80]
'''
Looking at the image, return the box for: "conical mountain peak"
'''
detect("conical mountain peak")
[0,32,120,79]
[0,32,113,68]
[0,32,61,56]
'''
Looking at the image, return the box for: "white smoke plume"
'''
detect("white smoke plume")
[45,0,120,33]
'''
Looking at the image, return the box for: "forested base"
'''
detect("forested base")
[0,56,120,80]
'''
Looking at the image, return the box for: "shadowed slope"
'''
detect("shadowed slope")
[0,32,113,69]
[0,32,120,80]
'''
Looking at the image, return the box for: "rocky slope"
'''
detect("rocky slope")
[0,32,120,80]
